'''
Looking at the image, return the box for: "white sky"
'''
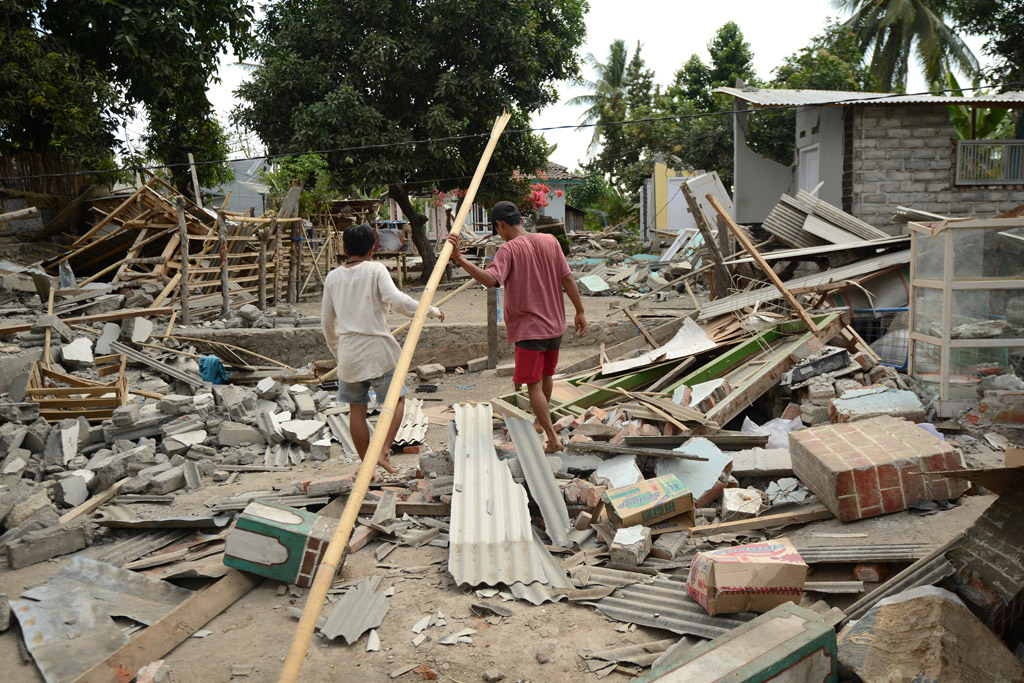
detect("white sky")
[203,0,993,170]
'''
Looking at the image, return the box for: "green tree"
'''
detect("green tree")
[235,0,587,277]
[834,0,979,92]
[1,0,254,189]
[943,73,1014,139]
[747,22,879,165]
[567,39,629,152]
[673,22,757,111]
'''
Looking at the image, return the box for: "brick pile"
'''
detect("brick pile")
[790,416,967,522]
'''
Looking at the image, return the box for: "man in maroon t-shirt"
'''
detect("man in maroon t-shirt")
[447,201,587,453]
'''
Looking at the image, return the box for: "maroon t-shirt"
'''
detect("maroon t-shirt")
[487,233,571,343]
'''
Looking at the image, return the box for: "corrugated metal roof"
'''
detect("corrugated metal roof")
[326,413,367,457]
[796,543,932,564]
[588,575,755,639]
[509,531,573,605]
[722,236,909,266]
[505,416,572,548]
[796,191,890,241]
[716,86,1024,108]
[320,574,389,644]
[448,403,550,587]
[394,398,428,447]
[698,249,910,320]
[764,196,828,249]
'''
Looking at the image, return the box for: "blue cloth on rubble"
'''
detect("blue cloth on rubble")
[199,355,230,384]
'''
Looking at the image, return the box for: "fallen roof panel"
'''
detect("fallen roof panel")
[506,416,572,548]
[448,403,550,587]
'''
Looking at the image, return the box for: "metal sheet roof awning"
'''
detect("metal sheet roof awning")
[714,86,1024,108]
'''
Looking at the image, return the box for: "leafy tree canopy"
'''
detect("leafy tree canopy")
[235,0,588,276]
[947,0,1024,86]
[1,0,254,188]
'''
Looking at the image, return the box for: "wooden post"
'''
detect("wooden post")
[680,183,731,300]
[706,194,819,333]
[288,223,300,304]
[187,152,203,209]
[217,211,230,316]
[175,198,192,327]
[258,230,268,312]
[279,112,512,683]
[43,287,55,369]
[275,233,283,310]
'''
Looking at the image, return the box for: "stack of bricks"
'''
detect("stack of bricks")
[947,488,1024,637]
[790,415,967,522]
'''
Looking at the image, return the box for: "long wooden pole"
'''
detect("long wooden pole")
[680,183,730,299]
[175,198,192,326]
[706,194,819,333]
[217,211,230,316]
[278,111,511,683]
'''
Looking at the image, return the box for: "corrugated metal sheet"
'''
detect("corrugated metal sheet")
[589,576,755,639]
[448,403,549,587]
[394,398,428,447]
[92,529,189,567]
[505,416,572,548]
[795,191,890,241]
[763,196,828,249]
[795,543,933,564]
[698,250,910,321]
[715,86,1024,108]
[321,575,389,644]
[722,236,909,266]
[509,532,573,605]
[326,413,369,457]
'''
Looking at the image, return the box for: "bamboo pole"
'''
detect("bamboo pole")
[175,198,192,326]
[217,211,230,316]
[317,277,479,383]
[258,231,268,312]
[278,111,511,683]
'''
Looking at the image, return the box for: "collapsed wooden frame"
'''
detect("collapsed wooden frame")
[25,353,127,423]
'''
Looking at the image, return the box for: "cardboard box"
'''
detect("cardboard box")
[1006,447,1024,468]
[646,511,695,535]
[686,537,807,615]
[596,474,694,530]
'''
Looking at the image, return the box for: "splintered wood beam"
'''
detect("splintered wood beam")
[706,194,819,333]
[688,505,834,536]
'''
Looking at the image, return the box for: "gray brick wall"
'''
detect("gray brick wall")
[850,105,1024,232]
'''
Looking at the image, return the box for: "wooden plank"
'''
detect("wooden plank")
[0,307,171,335]
[688,505,834,536]
[558,317,687,376]
[74,569,260,683]
[358,501,451,516]
[706,194,819,333]
[565,441,709,461]
[681,183,731,299]
[60,479,128,524]
[623,307,659,349]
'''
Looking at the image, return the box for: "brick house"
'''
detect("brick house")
[715,86,1024,231]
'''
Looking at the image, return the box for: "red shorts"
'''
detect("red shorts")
[513,336,561,384]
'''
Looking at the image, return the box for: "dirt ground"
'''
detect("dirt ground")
[0,339,999,682]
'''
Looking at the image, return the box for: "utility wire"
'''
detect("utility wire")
[1,82,1020,183]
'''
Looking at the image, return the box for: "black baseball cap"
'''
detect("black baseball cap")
[488,201,520,232]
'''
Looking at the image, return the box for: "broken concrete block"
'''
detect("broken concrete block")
[722,487,762,519]
[0,402,39,423]
[593,454,643,489]
[163,429,208,457]
[149,466,186,495]
[0,423,27,453]
[799,402,829,426]
[650,531,688,560]
[6,520,92,569]
[56,473,91,508]
[280,420,325,449]
[256,377,281,399]
[609,525,652,566]
[218,422,266,447]
[416,363,446,380]
[5,489,52,530]
[157,394,195,415]
[293,393,316,420]
[730,448,793,478]
[224,501,334,587]
[654,438,732,508]
[94,322,120,355]
[182,460,202,490]
[837,586,1024,682]
[963,390,1024,427]
[807,381,836,406]
[239,303,261,321]
[119,316,154,344]
[0,593,9,632]
[947,487,1024,636]
[467,356,489,373]
[60,337,94,368]
[2,450,28,476]
[213,384,259,420]
[294,474,355,497]
[135,660,172,683]
[495,362,515,377]
[790,416,967,522]
[111,403,140,428]
[310,439,332,461]
[644,603,836,681]
[256,409,286,444]
[829,386,925,423]
[31,315,73,342]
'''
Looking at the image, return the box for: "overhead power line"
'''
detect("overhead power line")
[0,82,1020,184]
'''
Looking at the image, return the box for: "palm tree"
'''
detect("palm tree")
[834,0,979,92]
[567,39,629,152]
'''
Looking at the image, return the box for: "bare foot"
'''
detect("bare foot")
[543,435,563,454]
[370,469,382,482]
[378,455,398,474]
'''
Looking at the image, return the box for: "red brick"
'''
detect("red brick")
[926,477,951,501]
[563,481,580,505]
[639,423,661,437]
[574,511,592,530]
[553,415,575,432]
[348,524,379,553]
[583,406,608,422]
[580,483,606,508]
[880,487,905,513]
[569,434,593,444]
[609,423,638,445]
[781,402,802,421]
[837,495,860,521]
[921,453,946,472]
[860,504,883,518]
[835,471,855,497]
[853,467,881,508]
[876,463,900,490]
[899,463,926,502]
[853,562,890,583]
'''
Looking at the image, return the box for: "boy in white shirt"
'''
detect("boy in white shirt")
[321,224,444,475]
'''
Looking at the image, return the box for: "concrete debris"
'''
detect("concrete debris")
[830,386,926,423]
[60,337,94,367]
[838,586,1024,682]
[416,363,446,380]
[609,525,652,566]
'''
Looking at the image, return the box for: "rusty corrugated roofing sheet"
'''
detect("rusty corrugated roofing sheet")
[448,403,549,587]
[505,416,571,548]
[715,86,1024,108]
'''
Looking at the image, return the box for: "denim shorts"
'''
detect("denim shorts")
[337,368,408,405]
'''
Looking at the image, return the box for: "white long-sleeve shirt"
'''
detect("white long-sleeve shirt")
[321,261,440,383]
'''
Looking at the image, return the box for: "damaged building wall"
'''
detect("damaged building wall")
[851,104,1024,230]
[733,97,794,225]
[795,106,844,209]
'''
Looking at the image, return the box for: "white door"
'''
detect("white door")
[798,144,820,193]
